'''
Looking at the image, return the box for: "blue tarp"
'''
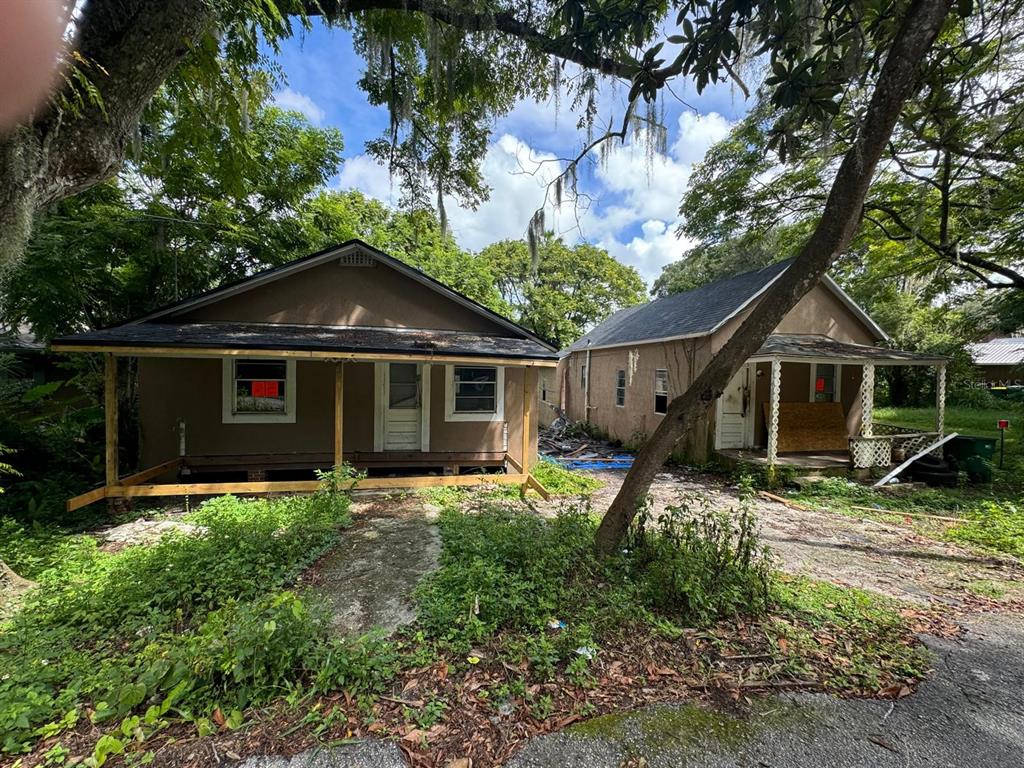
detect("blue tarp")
[545,454,634,471]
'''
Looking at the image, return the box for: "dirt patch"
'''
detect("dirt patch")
[531,467,1024,606]
[304,499,441,635]
[98,516,204,552]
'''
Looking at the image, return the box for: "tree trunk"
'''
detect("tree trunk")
[0,0,215,273]
[593,0,955,556]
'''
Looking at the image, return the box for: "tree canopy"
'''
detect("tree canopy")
[480,235,645,347]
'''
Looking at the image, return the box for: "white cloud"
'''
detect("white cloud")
[273,87,326,125]
[335,154,398,205]
[332,111,735,289]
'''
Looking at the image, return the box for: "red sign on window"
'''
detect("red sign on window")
[252,381,280,398]
[815,377,826,393]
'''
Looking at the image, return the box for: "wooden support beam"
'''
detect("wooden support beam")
[93,473,530,502]
[104,354,118,488]
[526,475,551,500]
[66,485,109,512]
[118,458,183,486]
[334,362,344,467]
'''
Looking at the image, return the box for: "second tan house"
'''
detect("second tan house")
[550,261,949,470]
[53,240,557,509]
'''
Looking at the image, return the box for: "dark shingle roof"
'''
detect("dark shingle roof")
[567,260,791,351]
[53,322,557,361]
[753,334,946,364]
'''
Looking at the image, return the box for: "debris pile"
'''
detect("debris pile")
[540,421,634,470]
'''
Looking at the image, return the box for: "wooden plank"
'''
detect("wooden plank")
[334,362,344,467]
[872,432,958,488]
[100,473,529,500]
[104,354,117,488]
[526,475,551,501]
[109,481,322,497]
[50,343,557,368]
[118,458,183,486]
[66,485,109,512]
[521,370,533,472]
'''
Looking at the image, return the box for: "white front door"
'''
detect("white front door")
[384,363,421,451]
[716,364,753,449]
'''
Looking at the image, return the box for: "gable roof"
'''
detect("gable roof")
[969,337,1024,366]
[566,260,887,352]
[126,239,554,350]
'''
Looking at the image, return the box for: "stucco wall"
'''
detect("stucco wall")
[175,260,509,334]
[138,358,536,469]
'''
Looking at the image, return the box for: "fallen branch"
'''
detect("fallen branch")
[759,491,811,511]
[848,505,962,524]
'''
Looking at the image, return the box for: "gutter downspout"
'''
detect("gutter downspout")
[585,342,592,422]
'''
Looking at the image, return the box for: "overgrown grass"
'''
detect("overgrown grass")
[3,473,937,762]
[420,463,602,509]
[415,494,774,671]
[876,404,1023,488]
[0,482,364,756]
[946,499,1024,558]
[532,459,603,495]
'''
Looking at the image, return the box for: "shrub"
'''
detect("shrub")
[627,491,774,625]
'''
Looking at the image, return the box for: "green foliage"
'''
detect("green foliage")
[0,491,352,754]
[479,235,645,347]
[626,490,774,625]
[532,460,603,496]
[417,495,775,657]
[946,500,1024,559]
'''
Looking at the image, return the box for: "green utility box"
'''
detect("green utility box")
[944,435,997,483]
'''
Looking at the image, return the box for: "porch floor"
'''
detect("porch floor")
[716,448,852,472]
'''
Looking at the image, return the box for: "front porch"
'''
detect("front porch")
[64,350,555,511]
[714,334,948,473]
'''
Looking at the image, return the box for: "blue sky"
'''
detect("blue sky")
[270,22,754,288]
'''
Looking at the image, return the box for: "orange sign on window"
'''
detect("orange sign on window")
[252,381,279,398]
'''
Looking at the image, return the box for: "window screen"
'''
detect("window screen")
[581,363,588,388]
[453,366,498,413]
[615,369,626,407]
[654,369,668,414]
[233,360,288,414]
[814,364,836,402]
[388,363,419,408]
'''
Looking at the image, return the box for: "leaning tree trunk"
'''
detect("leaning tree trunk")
[593,0,956,556]
[0,0,215,274]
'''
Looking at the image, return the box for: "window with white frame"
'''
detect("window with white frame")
[654,369,669,414]
[615,369,626,407]
[580,362,588,388]
[811,363,839,402]
[222,358,296,423]
[445,365,504,421]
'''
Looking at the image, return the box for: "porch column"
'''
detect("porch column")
[522,368,534,472]
[936,362,947,436]
[766,357,781,468]
[334,362,344,467]
[860,361,875,436]
[104,353,118,487]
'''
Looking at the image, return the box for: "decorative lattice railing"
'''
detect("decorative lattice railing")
[850,423,945,468]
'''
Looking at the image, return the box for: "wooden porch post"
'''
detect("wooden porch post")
[766,357,781,469]
[522,368,533,472]
[860,361,875,437]
[936,362,946,436]
[104,353,118,487]
[334,362,344,467]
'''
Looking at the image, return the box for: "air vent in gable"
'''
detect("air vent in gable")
[338,252,376,267]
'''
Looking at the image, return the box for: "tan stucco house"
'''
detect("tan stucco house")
[53,240,557,509]
[552,261,948,470]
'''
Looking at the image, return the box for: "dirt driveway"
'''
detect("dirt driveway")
[537,466,1024,607]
